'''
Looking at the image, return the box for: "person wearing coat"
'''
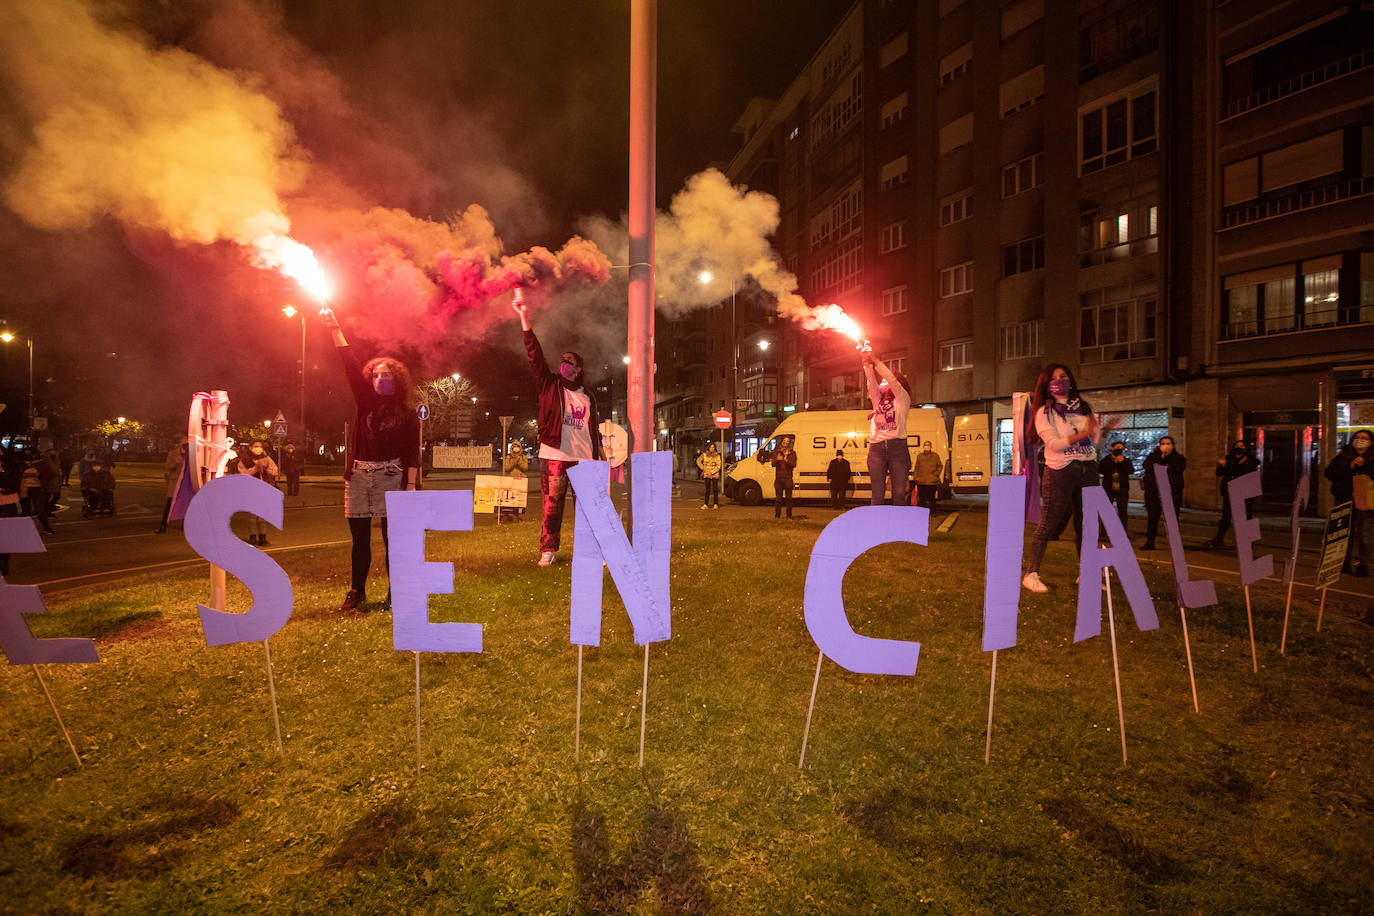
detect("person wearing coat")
[280,441,305,496]
[696,442,723,509]
[826,449,852,509]
[1205,439,1259,549]
[771,436,798,519]
[156,441,188,534]
[237,441,279,547]
[1324,429,1374,575]
[1141,436,1186,550]
[913,441,943,509]
[1098,442,1134,531]
[503,441,529,477]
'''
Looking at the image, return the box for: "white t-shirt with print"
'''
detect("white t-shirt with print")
[540,387,594,462]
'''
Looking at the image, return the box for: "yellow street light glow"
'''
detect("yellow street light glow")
[622,355,631,365]
[758,340,770,351]
[281,305,298,319]
[0,331,13,343]
[451,372,461,380]
[698,270,712,285]
[117,416,126,424]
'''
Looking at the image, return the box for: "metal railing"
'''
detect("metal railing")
[1221,177,1374,229]
[1221,50,1372,120]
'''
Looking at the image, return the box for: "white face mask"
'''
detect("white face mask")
[1354,438,1371,453]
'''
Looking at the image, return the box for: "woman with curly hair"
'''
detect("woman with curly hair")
[1022,363,1118,593]
[319,308,420,612]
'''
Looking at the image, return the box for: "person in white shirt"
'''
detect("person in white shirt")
[1022,364,1119,593]
[513,290,604,567]
[860,346,912,506]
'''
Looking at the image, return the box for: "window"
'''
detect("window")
[1001,0,1043,39]
[880,32,908,68]
[1080,288,1157,362]
[1223,157,1260,206]
[1302,256,1341,327]
[881,285,909,315]
[1080,84,1157,174]
[999,319,1043,360]
[809,180,862,250]
[809,74,863,150]
[939,338,973,370]
[940,189,973,225]
[1261,130,1343,193]
[939,43,972,86]
[1079,6,1160,80]
[1218,261,1363,339]
[810,235,863,296]
[1078,197,1159,265]
[881,93,909,129]
[882,353,907,376]
[880,221,907,252]
[999,66,1045,117]
[940,261,973,298]
[939,0,966,15]
[1001,153,1043,198]
[939,113,973,154]
[1002,236,1045,277]
[880,156,910,190]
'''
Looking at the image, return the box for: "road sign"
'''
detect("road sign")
[713,410,731,429]
[272,410,288,439]
[417,403,430,421]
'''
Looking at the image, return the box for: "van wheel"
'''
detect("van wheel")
[736,480,762,506]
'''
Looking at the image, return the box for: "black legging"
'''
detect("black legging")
[348,516,389,593]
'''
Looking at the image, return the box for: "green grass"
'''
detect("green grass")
[2,507,1372,913]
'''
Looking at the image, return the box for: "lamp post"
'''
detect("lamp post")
[699,271,738,458]
[0,330,34,431]
[282,306,306,455]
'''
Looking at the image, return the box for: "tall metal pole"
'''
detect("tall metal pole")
[626,0,656,453]
[26,337,34,431]
[730,281,737,460]
[298,316,307,457]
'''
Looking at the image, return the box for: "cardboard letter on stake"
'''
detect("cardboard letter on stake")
[567,452,672,646]
[0,517,97,664]
[386,490,482,653]
[1230,470,1274,587]
[1153,466,1218,608]
[983,476,1025,651]
[1075,487,1159,642]
[1283,475,1309,585]
[183,476,293,646]
[803,506,929,674]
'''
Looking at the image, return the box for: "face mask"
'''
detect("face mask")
[1048,379,1071,398]
[250,447,264,456]
[373,376,395,396]
[1355,439,1371,453]
[1233,447,1246,456]
[559,362,580,383]
[1112,450,1124,457]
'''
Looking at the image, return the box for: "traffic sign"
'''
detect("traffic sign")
[272,410,288,438]
[713,410,731,429]
[417,403,430,421]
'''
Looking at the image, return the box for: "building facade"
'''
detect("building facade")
[656,0,1374,512]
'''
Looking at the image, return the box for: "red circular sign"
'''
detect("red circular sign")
[713,410,731,429]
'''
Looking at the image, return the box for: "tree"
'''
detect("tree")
[414,375,479,443]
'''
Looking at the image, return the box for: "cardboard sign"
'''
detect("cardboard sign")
[1315,502,1352,589]
[387,490,483,653]
[0,517,98,664]
[473,475,528,514]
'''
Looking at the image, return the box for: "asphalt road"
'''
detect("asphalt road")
[8,464,1374,613]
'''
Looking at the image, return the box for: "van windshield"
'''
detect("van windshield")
[755,438,777,461]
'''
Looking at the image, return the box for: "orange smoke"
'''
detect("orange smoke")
[799,303,863,341]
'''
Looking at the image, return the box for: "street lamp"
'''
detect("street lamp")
[282,305,307,455]
[700,272,739,457]
[0,329,34,431]
[758,339,771,351]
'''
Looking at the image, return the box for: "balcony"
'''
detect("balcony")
[1221,50,1373,121]
[1221,177,1374,231]
[1221,308,1355,342]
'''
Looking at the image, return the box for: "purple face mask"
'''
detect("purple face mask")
[373,376,395,396]
[1048,378,1071,398]
[559,362,580,382]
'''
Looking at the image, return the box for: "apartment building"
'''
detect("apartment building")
[656,0,1373,510]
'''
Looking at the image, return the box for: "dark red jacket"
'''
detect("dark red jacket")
[524,329,604,460]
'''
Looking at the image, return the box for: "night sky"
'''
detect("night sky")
[0,0,854,443]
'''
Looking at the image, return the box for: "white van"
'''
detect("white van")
[724,408,965,505]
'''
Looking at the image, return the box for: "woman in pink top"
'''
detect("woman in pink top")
[1022,364,1117,593]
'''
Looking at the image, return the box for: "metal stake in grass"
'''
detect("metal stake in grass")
[263,640,283,755]
[798,648,823,769]
[1243,585,1259,673]
[638,643,650,768]
[574,645,583,763]
[1280,578,1296,655]
[414,651,422,776]
[32,665,81,766]
[1178,603,1199,713]
[1316,586,1328,632]
[984,649,997,764]
[1104,567,1128,765]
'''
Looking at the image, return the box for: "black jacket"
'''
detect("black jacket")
[1098,455,1134,496]
[826,457,852,486]
[1216,448,1257,488]
[1142,448,1186,502]
[1323,444,1372,505]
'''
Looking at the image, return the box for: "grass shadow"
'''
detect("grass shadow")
[1039,796,1186,884]
[58,795,239,879]
[569,799,710,914]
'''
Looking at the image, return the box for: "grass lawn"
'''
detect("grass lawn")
[2,503,1372,913]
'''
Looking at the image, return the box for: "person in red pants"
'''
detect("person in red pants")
[512,289,604,566]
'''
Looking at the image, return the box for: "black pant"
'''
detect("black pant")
[1213,484,1234,543]
[829,484,847,509]
[1027,460,1098,573]
[286,473,301,497]
[348,516,390,594]
[703,478,719,506]
[1106,489,1129,530]
[915,483,938,509]
[775,479,794,517]
[1144,491,1181,544]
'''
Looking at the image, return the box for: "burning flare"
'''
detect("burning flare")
[252,233,330,301]
[799,303,863,341]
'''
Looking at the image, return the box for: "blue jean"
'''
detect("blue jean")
[868,439,911,506]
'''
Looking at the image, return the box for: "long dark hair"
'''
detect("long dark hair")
[1030,363,1092,416]
[361,356,415,413]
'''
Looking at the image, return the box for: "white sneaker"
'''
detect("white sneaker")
[538,551,555,567]
[1022,572,1048,593]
